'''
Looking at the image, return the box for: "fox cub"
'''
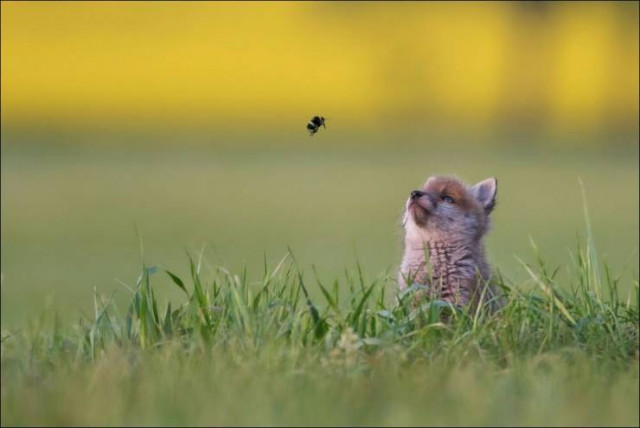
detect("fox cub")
[399,176,503,311]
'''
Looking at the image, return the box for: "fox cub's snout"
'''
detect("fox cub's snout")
[399,176,502,310]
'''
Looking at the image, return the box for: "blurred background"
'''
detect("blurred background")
[1,1,638,325]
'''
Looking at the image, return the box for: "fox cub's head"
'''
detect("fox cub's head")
[403,176,497,243]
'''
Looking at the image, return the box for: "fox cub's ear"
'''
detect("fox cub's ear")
[470,178,497,213]
[424,176,438,188]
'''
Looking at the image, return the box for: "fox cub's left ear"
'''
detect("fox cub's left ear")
[470,177,497,214]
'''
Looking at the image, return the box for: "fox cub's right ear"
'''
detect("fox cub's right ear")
[470,177,497,214]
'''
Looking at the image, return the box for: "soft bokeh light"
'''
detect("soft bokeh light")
[1,1,638,138]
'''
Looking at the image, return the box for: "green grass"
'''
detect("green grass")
[1,142,638,326]
[1,232,638,425]
[1,140,638,425]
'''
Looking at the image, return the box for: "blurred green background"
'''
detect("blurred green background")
[1,2,638,326]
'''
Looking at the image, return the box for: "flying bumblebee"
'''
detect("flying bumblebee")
[306,116,326,136]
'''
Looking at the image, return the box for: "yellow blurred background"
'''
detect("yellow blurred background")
[2,1,638,140]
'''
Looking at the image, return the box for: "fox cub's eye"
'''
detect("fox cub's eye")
[442,195,455,203]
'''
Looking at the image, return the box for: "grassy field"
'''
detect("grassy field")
[1,230,638,425]
[2,3,638,425]
[1,140,638,324]
[1,140,639,425]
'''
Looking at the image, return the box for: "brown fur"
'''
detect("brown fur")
[399,176,504,312]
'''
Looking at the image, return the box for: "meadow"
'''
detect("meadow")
[2,138,638,323]
[1,139,638,425]
[2,2,638,425]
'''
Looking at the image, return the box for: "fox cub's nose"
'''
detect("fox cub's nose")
[410,190,425,200]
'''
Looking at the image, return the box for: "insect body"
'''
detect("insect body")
[306,116,326,136]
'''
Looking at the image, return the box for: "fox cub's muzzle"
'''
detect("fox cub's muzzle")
[410,190,425,200]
